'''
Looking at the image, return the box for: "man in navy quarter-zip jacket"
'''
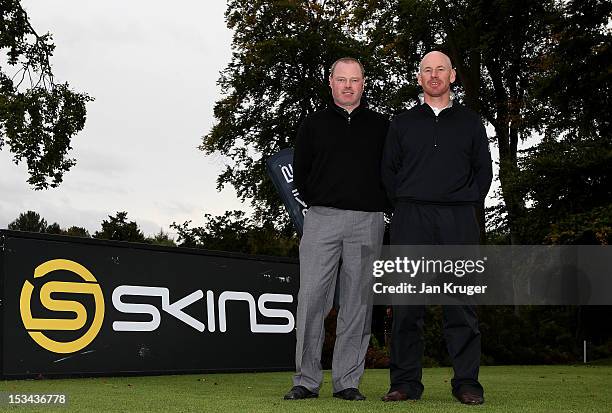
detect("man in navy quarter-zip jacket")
[381,51,492,405]
[283,57,389,402]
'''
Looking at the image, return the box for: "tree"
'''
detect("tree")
[64,226,90,238]
[146,229,176,247]
[1,0,93,189]
[201,1,400,230]
[7,210,94,237]
[503,0,612,245]
[172,210,252,251]
[93,211,146,242]
[8,210,49,232]
[513,136,612,245]
[531,0,611,141]
[45,222,62,234]
[205,0,559,241]
[171,210,298,257]
[353,0,565,243]
[207,0,610,246]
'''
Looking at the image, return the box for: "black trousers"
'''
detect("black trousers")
[389,202,483,398]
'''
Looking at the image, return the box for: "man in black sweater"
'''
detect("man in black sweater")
[283,57,388,401]
[381,51,493,405]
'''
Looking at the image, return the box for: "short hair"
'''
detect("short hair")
[330,57,365,78]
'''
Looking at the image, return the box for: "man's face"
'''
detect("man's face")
[417,53,456,99]
[329,61,364,110]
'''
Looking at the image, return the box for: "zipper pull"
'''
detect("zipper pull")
[434,115,438,147]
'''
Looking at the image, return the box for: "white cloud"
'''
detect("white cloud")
[2,1,250,236]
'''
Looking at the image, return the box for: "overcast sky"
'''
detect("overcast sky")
[0,0,250,236]
[1,1,503,238]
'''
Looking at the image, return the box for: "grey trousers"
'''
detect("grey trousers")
[293,206,384,393]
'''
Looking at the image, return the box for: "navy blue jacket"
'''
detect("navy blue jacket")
[382,103,493,205]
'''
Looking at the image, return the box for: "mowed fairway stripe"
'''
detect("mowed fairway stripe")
[1,365,611,412]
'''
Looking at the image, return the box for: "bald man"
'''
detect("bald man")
[381,51,492,405]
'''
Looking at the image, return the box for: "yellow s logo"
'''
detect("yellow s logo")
[20,259,105,354]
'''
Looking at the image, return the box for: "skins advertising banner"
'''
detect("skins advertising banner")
[0,230,298,378]
[266,148,308,235]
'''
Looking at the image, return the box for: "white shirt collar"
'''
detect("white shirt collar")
[419,92,455,115]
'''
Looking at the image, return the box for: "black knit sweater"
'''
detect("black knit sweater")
[381,103,493,205]
[293,103,390,212]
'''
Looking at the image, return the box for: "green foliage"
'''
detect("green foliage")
[8,210,51,232]
[201,1,406,229]
[205,0,550,238]
[0,0,93,189]
[479,306,580,364]
[530,0,611,140]
[354,0,560,243]
[514,136,612,244]
[5,211,173,244]
[171,210,251,250]
[510,0,611,245]
[93,211,146,243]
[7,210,92,237]
[45,222,62,234]
[63,226,90,238]
[145,229,176,247]
[365,333,390,369]
[546,206,612,245]
[207,0,610,246]
[171,210,298,257]
[372,305,608,366]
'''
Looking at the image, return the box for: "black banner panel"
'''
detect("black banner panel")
[266,148,308,236]
[0,230,298,378]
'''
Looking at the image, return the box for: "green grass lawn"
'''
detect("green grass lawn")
[1,365,611,412]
